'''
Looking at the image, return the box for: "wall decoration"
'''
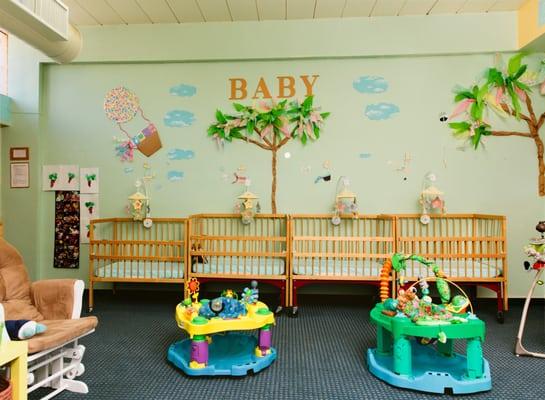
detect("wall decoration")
[448,54,545,196]
[314,174,332,184]
[232,167,250,185]
[388,152,412,179]
[359,152,372,159]
[164,110,196,127]
[353,76,388,94]
[364,102,400,120]
[170,84,197,97]
[54,191,80,269]
[104,86,162,161]
[80,218,91,244]
[42,165,78,191]
[80,167,99,193]
[124,166,134,174]
[209,96,330,212]
[10,162,29,188]
[439,112,448,122]
[10,147,29,161]
[167,170,184,181]
[80,193,100,220]
[167,149,195,160]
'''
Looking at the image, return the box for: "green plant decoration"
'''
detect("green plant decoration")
[85,174,96,187]
[85,201,95,214]
[448,54,545,196]
[48,173,58,188]
[68,172,76,183]
[208,96,330,213]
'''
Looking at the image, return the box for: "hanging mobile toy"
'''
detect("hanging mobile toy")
[104,86,162,161]
[419,172,446,225]
[331,176,358,225]
[127,171,154,227]
[515,221,545,359]
[234,179,260,225]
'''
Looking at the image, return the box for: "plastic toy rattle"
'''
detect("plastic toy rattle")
[515,221,545,358]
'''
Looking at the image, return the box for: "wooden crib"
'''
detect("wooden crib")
[88,218,187,311]
[187,214,289,309]
[290,214,396,315]
[394,214,507,322]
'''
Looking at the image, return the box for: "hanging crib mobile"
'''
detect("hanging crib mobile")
[419,172,446,225]
[127,177,153,228]
[104,86,162,161]
[331,176,358,225]
[235,190,261,225]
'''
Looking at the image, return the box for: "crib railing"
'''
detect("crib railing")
[290,214,395,279]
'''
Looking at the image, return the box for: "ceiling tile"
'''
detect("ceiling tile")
[135,0,178,23]
[315,0,346,18]
[64,0,99,25]
[287,0,316,19]
[74,0,124,24]
[167,0,204,22]
[105,0,150,24]
[428,0,467,14]
[459,0,496,13]
[256,0,286,20]
[197,0,232,21]
[399,0,437,16]
[488,0,526,12]
[342,0,376,17]
[227,0,258,21]
[371,0,406,16]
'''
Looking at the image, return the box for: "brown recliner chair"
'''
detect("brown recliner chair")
[0,238,98,399]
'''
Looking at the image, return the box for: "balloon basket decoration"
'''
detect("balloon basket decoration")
[104,86,162,161]
[167,279,277,376]
[367,253,491,395]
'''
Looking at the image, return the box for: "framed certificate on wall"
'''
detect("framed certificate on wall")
[9,147,29,161]
[10,162,30,188]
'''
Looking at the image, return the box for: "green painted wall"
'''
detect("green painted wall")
[2,15,544,299]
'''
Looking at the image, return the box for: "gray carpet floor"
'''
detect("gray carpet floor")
[30,291,544,400]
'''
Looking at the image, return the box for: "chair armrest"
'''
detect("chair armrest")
[0,303,11,344]
[30,279,84,320]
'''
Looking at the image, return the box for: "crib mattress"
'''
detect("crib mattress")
[292,258,502,279]
[292,258,384,277]
[95,261,185,279]
[192,257,285,276]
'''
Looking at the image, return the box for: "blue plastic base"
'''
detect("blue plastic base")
[367,343,492,394]
[167,333,276,377]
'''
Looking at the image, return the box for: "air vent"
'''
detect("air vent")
[5,0,68,40]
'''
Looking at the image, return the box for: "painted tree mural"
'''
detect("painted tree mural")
[208,96,330,213]
[448,54,545,196]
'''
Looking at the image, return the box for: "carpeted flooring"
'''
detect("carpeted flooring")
[30,291,544,400]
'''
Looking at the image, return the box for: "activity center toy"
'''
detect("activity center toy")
[368,253,491,394]
[515,221,545,359]
[167,279,277,376]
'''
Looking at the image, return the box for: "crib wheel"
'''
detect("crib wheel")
[88,307,93,313]
[288,306,299,318]
[496,311,505,324]
[274,305,283,315]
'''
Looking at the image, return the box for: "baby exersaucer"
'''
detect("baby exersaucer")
[367,254,492,394]
[167,279,276,376]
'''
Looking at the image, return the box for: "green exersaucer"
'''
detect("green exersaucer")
[367,254,492,394]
